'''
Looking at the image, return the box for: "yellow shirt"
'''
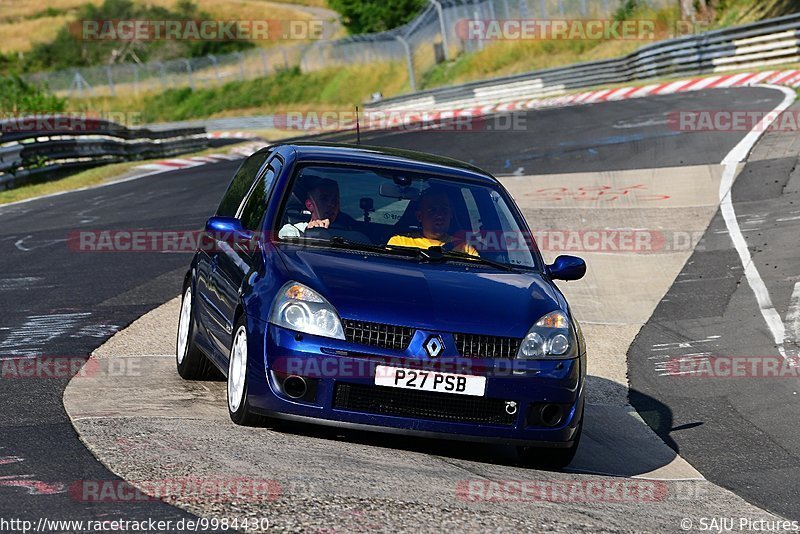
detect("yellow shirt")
[387,235,479,256]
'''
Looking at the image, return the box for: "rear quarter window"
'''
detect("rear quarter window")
[216,149,270,217]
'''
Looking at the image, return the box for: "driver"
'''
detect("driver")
[279,176,354,238]
[387,187,478,256]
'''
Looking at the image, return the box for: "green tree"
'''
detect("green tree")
[22,0,253,72]
[0,75,66,114]
[328,0,427,34]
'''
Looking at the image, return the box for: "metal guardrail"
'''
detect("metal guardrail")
[365,12,800,112]
[0,117,208,190]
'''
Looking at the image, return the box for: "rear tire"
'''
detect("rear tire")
[517,420,582,470]
[176,285,217,380]
[227,316,262,426]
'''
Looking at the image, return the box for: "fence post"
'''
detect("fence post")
[157,62,167,90]
[259,49,270,76]
[132,63,139,95]
[429,0,451,61]
[519,0,530,20]
[395,35,416,92]
[473,6,484,51]
[105,66,115,97]
[234,52,246,81]
[182,59,194,89]
[208,55,221,84]
[281,47,289,69]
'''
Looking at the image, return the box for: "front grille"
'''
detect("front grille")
[333,382,515,426]
[454,333,521,359]
[343,319,414,351]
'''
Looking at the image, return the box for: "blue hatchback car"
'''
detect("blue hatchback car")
[177,143,587,467]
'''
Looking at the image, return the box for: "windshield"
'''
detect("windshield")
[275,164,540,270]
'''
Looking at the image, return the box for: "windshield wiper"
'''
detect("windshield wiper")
[426,246,516,272]
[282,235,428,258]
[328,236,435,259]
[282,236,514,270]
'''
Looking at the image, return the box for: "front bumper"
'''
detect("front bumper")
[245,321,585,447]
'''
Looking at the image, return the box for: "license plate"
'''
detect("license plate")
[374,365,486,396]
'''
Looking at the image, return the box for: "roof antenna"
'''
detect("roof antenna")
[355,105,361,145]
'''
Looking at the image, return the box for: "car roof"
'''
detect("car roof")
[270,142,498,185]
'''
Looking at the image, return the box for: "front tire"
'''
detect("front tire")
[517,421,582,470]
[227,317,262,426]
[176,285,216,380]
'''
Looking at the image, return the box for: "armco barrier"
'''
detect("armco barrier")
[365,12,800,113]
[0,117,208,189]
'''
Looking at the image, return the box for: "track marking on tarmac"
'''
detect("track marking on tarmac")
[0,313,92,357]
[786,282,800,346]
[718,84,796,357]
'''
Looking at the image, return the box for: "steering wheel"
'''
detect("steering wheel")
[305,226,374,245]
[304,227,331,240]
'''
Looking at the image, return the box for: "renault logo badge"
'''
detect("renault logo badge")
[424,335,444,358]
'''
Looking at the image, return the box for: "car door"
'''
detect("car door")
[211,155,283,355]
[197,148,271,347]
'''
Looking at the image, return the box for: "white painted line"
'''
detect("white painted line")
[716,72,756,88]
[135,164,176,172]
[629,84,659,98]
[653,80,689,95]
[603,88,630,101]
[786,282,800,344]
[584,89,614,103]
[746,71,778,85]
[163,158,203,167]
[686,76,724,91]
[719,84,796,355]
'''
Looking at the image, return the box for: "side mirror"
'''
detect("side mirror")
[548,255,586,281]
[204,216,256,251]
[205,216,245,234]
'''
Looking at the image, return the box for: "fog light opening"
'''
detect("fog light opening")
[283,375,308,399]
[539,403,564,427]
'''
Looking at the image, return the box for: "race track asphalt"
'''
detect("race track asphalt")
[0,86,795,527]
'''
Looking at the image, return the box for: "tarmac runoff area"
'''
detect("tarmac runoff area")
[62,161,790,531]
[500,163,729,406]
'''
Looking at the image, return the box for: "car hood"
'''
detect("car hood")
[274,245,562,337]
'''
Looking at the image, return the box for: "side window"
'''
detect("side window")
[216,149,270,217]
[240,158,282,231]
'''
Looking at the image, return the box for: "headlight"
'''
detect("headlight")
[516,310,576,359]
[269,282,345,340]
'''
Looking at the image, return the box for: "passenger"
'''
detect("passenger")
[387,187,479,256]
[279,177,353,238]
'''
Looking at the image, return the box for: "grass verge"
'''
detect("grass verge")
[72,62,407,123]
